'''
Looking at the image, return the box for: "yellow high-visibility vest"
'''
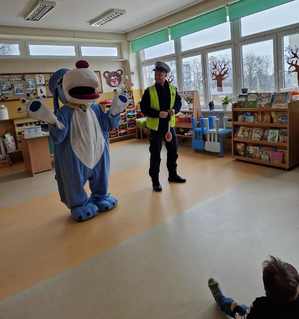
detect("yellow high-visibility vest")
[146,84,176,131]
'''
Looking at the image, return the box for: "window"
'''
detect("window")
[143,41,175,60]
[242,40,275,92]
[0,43,20,56]
[241,0,299,37]
[28,44,76,56]
[208,48,233,106]
[80,46,118,57]
[181,22,231,52]
[284,33,299,89]
[182,55,204,105]
[142,64,155,88]
[142,60,177,88]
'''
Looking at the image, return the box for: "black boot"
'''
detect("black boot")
[152,177,162,192]
[168,174,186,183]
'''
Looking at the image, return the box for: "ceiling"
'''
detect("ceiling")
[0,0,204,34]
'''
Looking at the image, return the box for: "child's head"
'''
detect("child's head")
[263,256,299,304]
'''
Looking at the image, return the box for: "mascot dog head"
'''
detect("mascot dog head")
[49,60,100,111]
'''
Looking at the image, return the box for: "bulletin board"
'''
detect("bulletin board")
[0,71,102,101]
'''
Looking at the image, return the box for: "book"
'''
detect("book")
[262,113,271,123]
[235,143,246,156]
[237,127,252,139]
[278,129,288,144]
[268,129,279,143]
[247,146,260,159]
[257,93,272,108]
[271,150,284,164]
[260,147,272,162]
[263,129,269,141]
[272,92,290,108]
[247,93,258,108]
[252,128,264,141]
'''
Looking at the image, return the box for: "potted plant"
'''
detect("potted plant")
[222,96,232,111]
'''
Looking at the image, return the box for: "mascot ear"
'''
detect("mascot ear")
[103,71,111,79]
[117,69,123,76]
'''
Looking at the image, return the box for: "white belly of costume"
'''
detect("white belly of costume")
[70,107,105,169]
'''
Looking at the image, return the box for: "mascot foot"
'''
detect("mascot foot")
[90,194,118,212]
[71,203,98,222]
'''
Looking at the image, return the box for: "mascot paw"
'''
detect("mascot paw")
[71,203,98,222]
[91,194,118,212]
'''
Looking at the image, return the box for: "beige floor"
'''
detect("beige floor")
[0,139,298,319]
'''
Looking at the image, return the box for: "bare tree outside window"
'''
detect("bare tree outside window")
[286,46,299,86]
[210,59,230,92]
[183,55,204,105]
[242,40,274,92]
[208,49,233,106]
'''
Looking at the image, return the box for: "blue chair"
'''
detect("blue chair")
[192,116,232,157]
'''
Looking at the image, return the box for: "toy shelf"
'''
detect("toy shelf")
[232,101,299,170]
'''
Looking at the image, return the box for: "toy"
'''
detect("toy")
[27,60,128,222]
[192,115,232,157]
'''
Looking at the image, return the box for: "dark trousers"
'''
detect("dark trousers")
[149,127,178,180]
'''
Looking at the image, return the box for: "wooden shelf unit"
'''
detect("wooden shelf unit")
[175,90,201,139]
[232,102,299,170]
[102,94,137,143]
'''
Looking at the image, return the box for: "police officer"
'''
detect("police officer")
[140,61,186,192]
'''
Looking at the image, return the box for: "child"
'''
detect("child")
[208,256,299,318]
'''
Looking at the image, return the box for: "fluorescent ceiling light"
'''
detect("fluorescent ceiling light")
[25,0,56,21]
[89,9,126,27]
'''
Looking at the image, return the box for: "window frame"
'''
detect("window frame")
[0,40,24,59]
[26,41,78,58]
[79,43,121,59]
[139,2,299,109]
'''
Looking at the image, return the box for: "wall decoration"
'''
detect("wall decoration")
[210,59,230,92]
[0,71,102,100]
[103,69,123,87]
[286,46,299,86]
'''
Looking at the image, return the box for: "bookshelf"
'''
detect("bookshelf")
[232,101,299,170]
[175,90,200,138]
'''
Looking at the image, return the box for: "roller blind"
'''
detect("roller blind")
[131,29,169,53]
[228,0,295,21]
[169,7,227,40]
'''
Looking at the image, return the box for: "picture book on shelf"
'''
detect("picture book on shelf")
[235,143,246,156]
[257,93,272,108]
[260,147,272,162]
[270,150,284,164]
[271,112,288,124]
[263,129,269,141]
[237,126,252,139]
[272,92,290,108]
[278,129,288,144]
[252,128,264,141]
[268,129,279,143]
[247,93,258,108]
[262,113,271,123]
[246,146,260,159]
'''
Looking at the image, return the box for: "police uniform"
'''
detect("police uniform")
[140,61,186,191]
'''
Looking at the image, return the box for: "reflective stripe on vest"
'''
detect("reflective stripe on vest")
[146,84,176,131]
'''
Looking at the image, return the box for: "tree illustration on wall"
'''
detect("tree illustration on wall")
[286,46,299,86]
[210,59,230,92]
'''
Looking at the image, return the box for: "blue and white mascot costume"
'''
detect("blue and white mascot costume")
[28,60,128,222]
